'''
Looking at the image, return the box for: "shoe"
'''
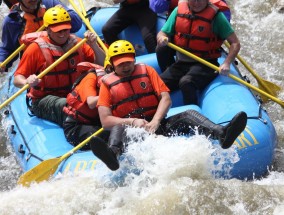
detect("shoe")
[90,137,119,171]
[219,111,247,149]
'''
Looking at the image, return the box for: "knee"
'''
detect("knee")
[102,24,110,35]
[179,76,192,89]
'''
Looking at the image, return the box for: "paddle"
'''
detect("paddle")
[167,42,284,108]
[0,38,87,110]
[0,25,46,71]
[68,0,108,53]
[18,128,104,186]
[224,41,281,102]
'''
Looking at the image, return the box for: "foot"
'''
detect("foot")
[90,137,119,171]
[219,111,247,149]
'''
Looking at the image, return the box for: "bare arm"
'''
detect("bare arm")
[84,31,106,66]
[14,74,41,88]
[87,96,99,109]
[219,32,241,75]
[145,92,172,133]
[157,31,169,47]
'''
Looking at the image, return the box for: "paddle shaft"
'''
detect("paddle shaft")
[0,38,87,110]
[0,25,46,68]
[59,127,104,161]
[167,42,284,108]
[68,0,108,53]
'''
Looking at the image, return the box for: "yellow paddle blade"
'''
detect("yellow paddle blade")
[18,158,61,187]
[258,79,282,102]
[224,41,282,100]
[17,128,104,187]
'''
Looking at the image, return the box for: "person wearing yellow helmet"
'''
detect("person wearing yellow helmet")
[13,7,105,126]
[0,0,82,74]
[90,40,247,171]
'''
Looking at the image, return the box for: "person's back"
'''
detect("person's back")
[102,0,157,54]
[0,0,82,73]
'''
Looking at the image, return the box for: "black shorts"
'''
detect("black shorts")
[159,60,219,91]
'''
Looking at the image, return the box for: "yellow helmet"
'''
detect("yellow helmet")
[43,7,71,27]
[104,55,111,68]
[108,40,135,59]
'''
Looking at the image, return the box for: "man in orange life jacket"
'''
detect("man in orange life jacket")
[90,40,247,171]
[0,0,82,73]
[102,0,157,54]
[157,0,240,105]
[62,62,110,150]
[13,7,105,126]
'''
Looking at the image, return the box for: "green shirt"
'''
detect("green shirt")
[161,7,234,40]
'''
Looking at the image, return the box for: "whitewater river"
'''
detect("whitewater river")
[0,0,284,214]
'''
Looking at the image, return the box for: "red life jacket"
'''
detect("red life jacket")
[11,3,45,45]
[102,64,159,118]
[21,32,86,99]
[63,62,106,124]
[174,2,224,59]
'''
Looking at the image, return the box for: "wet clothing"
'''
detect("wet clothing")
[102,0,157,53]
[0,0,82,69]
[97,63,169,154]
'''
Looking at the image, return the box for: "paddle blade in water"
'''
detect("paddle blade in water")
[258,79,281,102]
[17,158,61,187]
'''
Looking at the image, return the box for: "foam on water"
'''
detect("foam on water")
[1,0,284,214]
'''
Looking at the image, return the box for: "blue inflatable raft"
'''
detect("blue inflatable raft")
[1,7,277,182]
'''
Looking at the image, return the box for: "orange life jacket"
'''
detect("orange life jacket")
[11,3,45,45]
[63,62,106,124]
[21,32,86,99]
[102,64,159,118]
[174,2,224,59]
